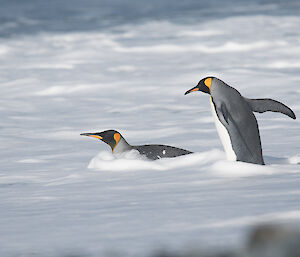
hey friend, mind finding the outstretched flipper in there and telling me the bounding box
[245,98,296,119]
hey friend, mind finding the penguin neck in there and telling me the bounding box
[112,137,133,154]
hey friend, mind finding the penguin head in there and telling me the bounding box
[185,77,214,95]
[80,129,122,152]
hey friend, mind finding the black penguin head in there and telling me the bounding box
[80,129,122,152]
[185,77,214,95]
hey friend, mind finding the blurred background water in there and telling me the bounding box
[1,0,300,37]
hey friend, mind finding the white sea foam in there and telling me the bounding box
[88,150,162,171]
[88,149,224,171]
[1,11,300,257]
[289,155,300,165]
[87,149,300,177]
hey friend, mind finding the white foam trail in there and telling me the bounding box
[88,150,163,171]
[88,150,300,175]
[88,149,224,171]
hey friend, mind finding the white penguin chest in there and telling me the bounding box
[210,97,237,161]
[113,138,131,154]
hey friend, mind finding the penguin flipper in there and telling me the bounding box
[245,98,296,119]
[211,99,230,124]
[214,101,262,164]
[221,103,229,124]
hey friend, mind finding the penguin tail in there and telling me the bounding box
[244,98,296,119]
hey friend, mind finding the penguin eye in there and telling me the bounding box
[204,78,212,89]
[114,133,121,144]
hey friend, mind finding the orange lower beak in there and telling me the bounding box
[185,87,199,95]
[80,133,103,140]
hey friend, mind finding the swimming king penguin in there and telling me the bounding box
[81,130,192,160]
[185,77,296,165]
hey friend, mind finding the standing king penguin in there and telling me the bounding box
[185,77,296,165]
[81,130,192,160]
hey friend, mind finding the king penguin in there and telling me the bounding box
[81,129,192,160]
[185,77,296,165]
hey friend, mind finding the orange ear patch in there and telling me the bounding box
[204,78,212,90]
[114,133,121,144]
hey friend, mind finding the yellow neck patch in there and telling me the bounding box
[204,78,212,91]
[112,133,121,152]
[114,133,121,144]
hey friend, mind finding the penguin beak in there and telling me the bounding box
[80,133,103,140]
[184,86,199,95]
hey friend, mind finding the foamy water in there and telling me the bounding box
[88,149,300,176]
[1,2,300,257]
